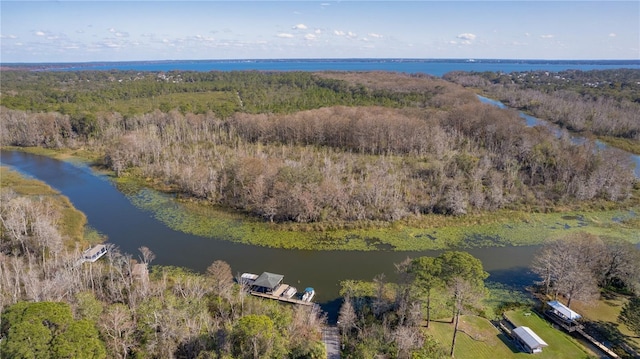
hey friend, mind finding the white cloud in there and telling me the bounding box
[347,31,357,38]
[457,33,476,41]
[334,30,345,36]
[609,33,617,37]
[277,33,294,38]
[305,33,316,41]
[35,31,46,36]
[368,33,383,39]
[540,34,555,39]
[292,24,307,30]
[1,34,18,39]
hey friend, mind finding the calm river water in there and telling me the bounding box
[1,150,540,318]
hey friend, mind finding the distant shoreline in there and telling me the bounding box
[2,58,639,71]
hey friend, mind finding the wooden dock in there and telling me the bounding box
[250,290,314,306]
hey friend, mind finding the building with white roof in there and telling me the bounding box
[512,326,548,354]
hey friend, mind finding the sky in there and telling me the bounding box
[1,1,639,63]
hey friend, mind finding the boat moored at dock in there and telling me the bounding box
[241,271,314,306]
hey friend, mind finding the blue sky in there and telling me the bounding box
[1,1,638,62]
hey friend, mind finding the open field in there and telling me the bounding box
[426,312,594,359]
[571,295,640,356]
[505,309,596,358]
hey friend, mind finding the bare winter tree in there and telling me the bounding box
[531,233,607,307]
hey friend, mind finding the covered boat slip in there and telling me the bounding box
[242,271,314,306]
[544,300,583,332]
[512,326,548,354]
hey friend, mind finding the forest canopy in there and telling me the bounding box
[1,70,637,223]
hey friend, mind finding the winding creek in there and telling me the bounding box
[1,149,539,319]
[1,97,638,319]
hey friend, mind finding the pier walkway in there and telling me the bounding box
[323,326,340,359]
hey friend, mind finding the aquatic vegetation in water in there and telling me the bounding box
[116,178,640,250]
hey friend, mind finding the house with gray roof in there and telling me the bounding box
[251,272,284,293]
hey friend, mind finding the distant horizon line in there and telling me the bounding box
[3,57,640,66]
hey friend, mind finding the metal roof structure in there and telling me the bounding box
[252,272,284,290]
[547,300,581,321]
[513,326,548,352]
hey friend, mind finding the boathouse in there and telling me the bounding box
[512,326,548,354]
[251,272,284,293]
[81,244,107,263]
[545,300,582,331]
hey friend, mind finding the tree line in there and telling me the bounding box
[2,71,637,224]
[2,103,636,224]
[531,233,640,307]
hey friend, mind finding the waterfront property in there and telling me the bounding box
[243,271,314,306]
[512,326,548,354]
[544,300,582,332]
[81,244,107,263]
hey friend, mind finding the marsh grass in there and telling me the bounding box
[115,179,640,250]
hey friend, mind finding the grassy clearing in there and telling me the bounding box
[504,309,596,358]
[1,166,89,247]
[571,294,640,354]
[426,313,593,359]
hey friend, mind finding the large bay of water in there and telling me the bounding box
[46,58,640,76]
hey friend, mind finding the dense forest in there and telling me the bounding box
[444,69,640,151]
[1,70,637,224]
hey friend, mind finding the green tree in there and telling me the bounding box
[619,297,640,337]
[232,314,284,359]
[437,251,488,358]
[409,256,443,328]
[0,301,106,359]
[51,319,107,359]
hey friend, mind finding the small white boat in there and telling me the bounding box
[302,287,315,302]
